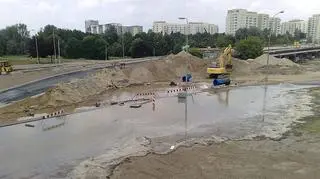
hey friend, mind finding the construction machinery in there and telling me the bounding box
[207,44,233,79]
[0,60,13,75]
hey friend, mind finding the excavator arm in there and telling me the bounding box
[207,44,233,79]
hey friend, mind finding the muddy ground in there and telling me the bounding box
[0,53,319,126]
[110,88,320,179]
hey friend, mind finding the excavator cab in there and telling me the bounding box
[207,44,233,79]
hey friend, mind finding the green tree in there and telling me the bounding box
[294,29,306,41]
[65,37,82,58]
[216,34,235,48]
[130,38,152,58]
[235,36,263,60]
[81,35,107,60]
[235,27,262,41]
[123,32,134,56]
[0,31,6,56]
[108,42,122,57]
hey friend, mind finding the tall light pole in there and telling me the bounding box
[267,11,284,69]
[178,17,190,80]
[263,10,284,122]
[178,17,189,50]
[53,28,57,64]
[121,26,125,59]
[31,29,40,64]
[58,39,61,64]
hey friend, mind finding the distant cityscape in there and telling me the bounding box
[85,9,320,43]
[225,9,320,43]
[85,20,143,36]
[152,21,219,35]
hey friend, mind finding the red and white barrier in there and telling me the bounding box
[42,109,64,119]
[136,92,156,96]
[167,86,196,93]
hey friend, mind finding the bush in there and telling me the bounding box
[235,36,263,60]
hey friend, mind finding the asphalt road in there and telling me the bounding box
[0,68,98,104]
[0,57,161,104]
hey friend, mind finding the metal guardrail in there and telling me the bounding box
[266,46,320,55]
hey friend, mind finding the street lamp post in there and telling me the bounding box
[267,11,284,68]
[178,17,189,49]
[53,29,57,64]
[31,29,40,64]
[121,26,125,59]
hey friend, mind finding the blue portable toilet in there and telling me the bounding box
[182,74,192,82]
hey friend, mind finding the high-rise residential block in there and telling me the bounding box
[226,9,281,36]
[280,19,308,35]
[85,20,99,33]
[85,20,143,36]
[269,17,281,35]
[308,14,320,43]
[152,21,218,35]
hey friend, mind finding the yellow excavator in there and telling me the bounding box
[0,60,13,75]
[207,44,233,79]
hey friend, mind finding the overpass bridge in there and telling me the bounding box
[264,45,320,61]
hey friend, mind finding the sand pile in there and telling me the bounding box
[39,69,131,107]
[231,58,261,76]
[253,54,302,75]
[36,52,209,107]
[125,51,210,82]
[254,54,300,67]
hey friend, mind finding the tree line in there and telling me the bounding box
[0,24,306,61]
[233,27,307,59]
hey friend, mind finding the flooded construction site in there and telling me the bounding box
[0,51,320,178]
[0,83,318,178]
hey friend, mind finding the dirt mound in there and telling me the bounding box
[254,54,300,67]
[231,58,261,76]
[126,51,209,83]
[36,52,209,107]
[38,69,132,107]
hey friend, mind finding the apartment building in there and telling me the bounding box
[308,14,320,43]
[85,20,99,33]
[225,9,250,35]
[226,9,281,35]
[152,21,218,35]
[85,20,143,36]
[257,14,269,30]
[269,17,281,35]
[280,19,308,35]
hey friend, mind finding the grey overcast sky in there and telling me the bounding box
[0,0,319,32]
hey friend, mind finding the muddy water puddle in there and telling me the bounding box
[0,84,317,178]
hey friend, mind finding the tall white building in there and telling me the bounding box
[308,14,320,43]
[85,20,99,33]
[226,9,252,35]
[85,20,143,36]
[226,9,281,35]
[280,19,308,35]
[269,17,281,35]
[152,21,218,35]
[257,14,270,30]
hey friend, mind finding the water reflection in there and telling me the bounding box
[262,85,268,122]
[207,89,230,107]
[40,116,67,132]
